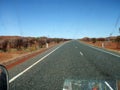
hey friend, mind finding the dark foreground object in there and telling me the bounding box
[0,65,9,90]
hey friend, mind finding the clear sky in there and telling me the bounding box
[0,0,120,39]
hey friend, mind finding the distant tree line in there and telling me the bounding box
[115,36,120,49]
[0,36,70,52]
[81,37,106,43]
[81,36,120,48]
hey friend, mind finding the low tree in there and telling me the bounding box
[0,40,8,52]
[16,38,23,50]
[97,38,105,41]
[91,38,96,43]
[81,37,90,41]
[22,38,29,49]
[115,36,120,49]
[38,38,46,48]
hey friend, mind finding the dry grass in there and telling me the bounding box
[83,41,120,53]
[0,42,61,66]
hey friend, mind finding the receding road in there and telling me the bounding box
[9,40,120,90]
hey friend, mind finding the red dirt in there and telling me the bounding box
[83,41,120,52]
[6,48,48,70]
[0,42,62,70]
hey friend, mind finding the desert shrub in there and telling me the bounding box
[91,38,96,43]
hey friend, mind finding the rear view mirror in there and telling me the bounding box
[0,65,9,90]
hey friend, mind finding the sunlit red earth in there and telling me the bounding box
[83,41,120,53]
[0,40,120,70]
[0,42,59,69]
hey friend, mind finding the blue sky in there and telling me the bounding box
[0,0,120,39]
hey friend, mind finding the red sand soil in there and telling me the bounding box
[83,41,120,53]
[0,42,62,70]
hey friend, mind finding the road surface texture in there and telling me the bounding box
[9,40,120,90]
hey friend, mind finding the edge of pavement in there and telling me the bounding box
[4,42,65,70]
[79,40,120,58]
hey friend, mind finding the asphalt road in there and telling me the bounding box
[8,40,120,90]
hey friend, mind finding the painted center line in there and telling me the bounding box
[9,43,65,83]
[80,41,120,58]
[80,51,83,56]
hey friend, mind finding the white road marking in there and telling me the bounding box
[80,51,83,56]
[9,44,64,83]
[105,81,114,90]
[81,42,120,58]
